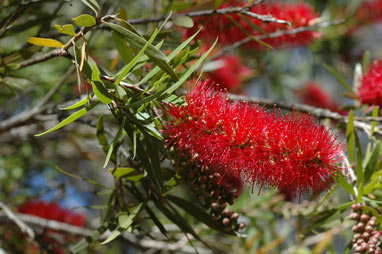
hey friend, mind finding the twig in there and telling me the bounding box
[99,74,145,92]
[0,211,213,254]
[0,66,74,134]
[17,15,116,69]
[228,93,382,138]
[211,19,345,60]
[0,201,34,239]
[127,5,291,26]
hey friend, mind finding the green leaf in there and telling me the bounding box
[100,230,121,245]
[337,175,355,195]
[54,165,111,189]
[364,141,381,183]
[355,131,364,188]
[35,103,97,136]
[96,115,110,153]
[173,16,194,28]
[27,37,63,48]
[106,22,178,80]
[145,206,168,237]
[107,22,167,61]
[346,111,355,163]
[114,28,160,86]
[153,199,204,243]
[60,97,91,110]
[119,203,144,229]
[54,24,75,36]
[137,28,201,86]
[167,195,236,235]
[70,226,106,253]
[364,175,380,195]
[80,0,100,15]
[109,167,144,181]
[112,31,135,64]
[145,138,164,191]
[103,119,125,168]
[324,63,353,92]
[371,106,379,135]
[72,14,96,27]
[128,38,217,108]
[362,50,371,73]
[91,65,113,104]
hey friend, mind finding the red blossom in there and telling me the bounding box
[206,55,251,92]
[358,61,382,107]
[163,80,342,198]
[296,82,344,114]
[355,0,382,25]
[184,1,320,48]
[18,200,85,227]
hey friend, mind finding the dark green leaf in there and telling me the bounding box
[80,0,99,15]
[107,23,167,62]
[112,31,135,64]
[167,195,236,235]
[103,119,125,168]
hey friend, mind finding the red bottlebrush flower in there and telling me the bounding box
[358,61,382,107]
[296,82,344,114]
[18,200,85,227]
[184,1,320,48]
[356,0,382,25]
[163,80,342,198]
[206,55,251,92]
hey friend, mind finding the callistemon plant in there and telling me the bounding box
[184,1,320,48]
[358,60,382,107]
[163,81,343,200]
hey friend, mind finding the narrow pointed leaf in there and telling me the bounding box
[35,103,97,136]
[60,97,91,110]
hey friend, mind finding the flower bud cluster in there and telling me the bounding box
[358,60,382,107]
[186,164,246,232]
[349,203,382,254]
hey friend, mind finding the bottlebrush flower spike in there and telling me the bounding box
[206,55,251,92]
[184,1,320,48]
[163,81,342,198]
[296,82,344,114]
[358,60,382,107]
[356,0,382,25]
[18,200,85,227]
